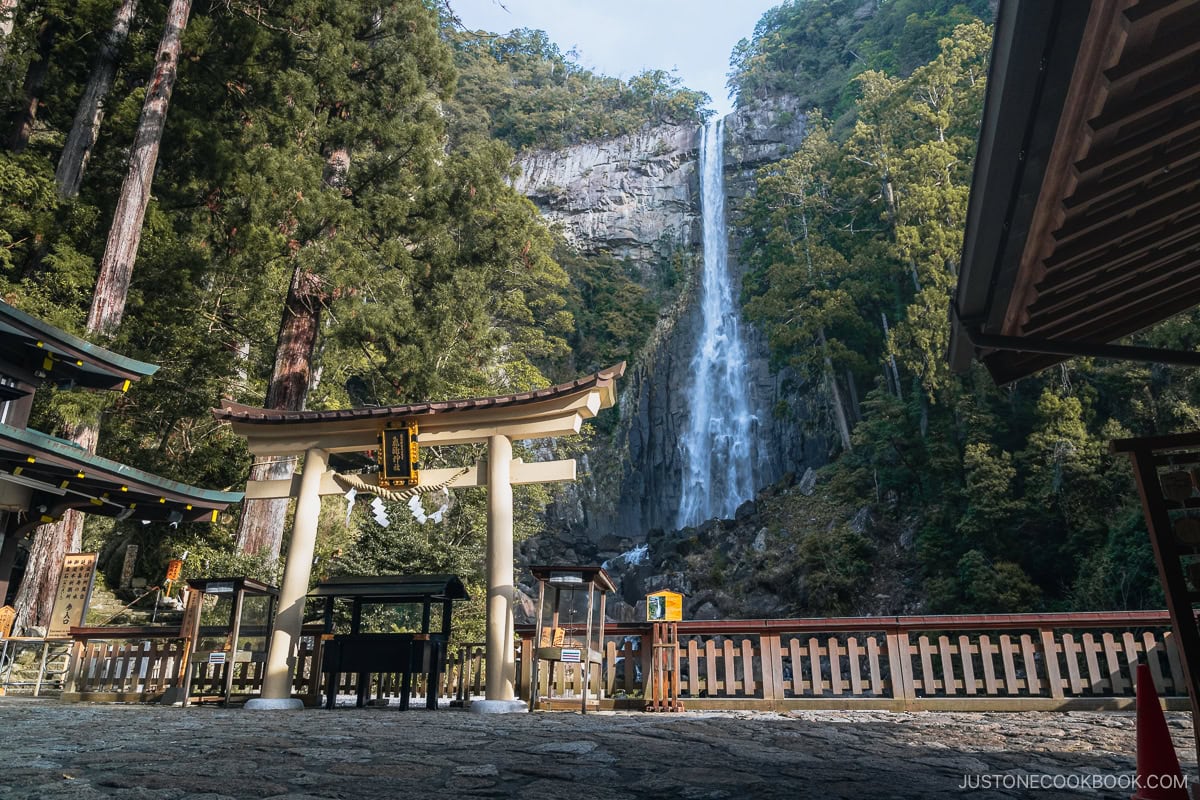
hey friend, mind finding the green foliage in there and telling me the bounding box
[796,525,874,614]
[556,246,659,376]
[446,28,711,151]
[729,0,993,118]
[0,0,605,607]
[740,17,1178,614]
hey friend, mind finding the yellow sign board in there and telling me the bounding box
[646,590,683,622]
[378,421,419,488]
[47,552,98,638]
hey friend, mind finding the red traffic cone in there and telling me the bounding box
[1132,663,1189,800]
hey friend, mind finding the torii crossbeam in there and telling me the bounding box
[212,364,625,712]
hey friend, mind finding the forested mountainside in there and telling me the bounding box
[0,0,1183,635]
[729,0,994,118]
[731,1,1185,617]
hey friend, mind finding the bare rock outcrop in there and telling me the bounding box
[513,124,699,266]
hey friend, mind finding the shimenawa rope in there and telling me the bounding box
[331,466,470,503]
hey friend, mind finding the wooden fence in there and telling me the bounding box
[60,626,324,704]
[58,627,488,706]
[31,610,1191,710]
[518,610,1191,711]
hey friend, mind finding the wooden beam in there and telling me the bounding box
[1066,127,1200,211]
[971,332,1200,367]
[1104,17,1200,90]
[417,413,585,446]
[1028,247,1197,319]
[241,411,586,456]
[1001,0,1128,336]
[244,459,578,499]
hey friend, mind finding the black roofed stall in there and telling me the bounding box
[310,574,468,710]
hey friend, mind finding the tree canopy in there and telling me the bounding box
[738,17,1175,614]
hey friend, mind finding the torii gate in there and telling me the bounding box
[213,363,624,712]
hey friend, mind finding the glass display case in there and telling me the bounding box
[529,565,614,712]
[180,577,278,705]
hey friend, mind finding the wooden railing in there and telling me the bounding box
[0,637,72,696]
[50,611,1189,711]
[61,626,325,704]
[517,611,1191,711]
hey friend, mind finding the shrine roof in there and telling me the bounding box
[0,422,242,523]
[309,574,469,602]
[212,364,626,454]
[950,0,1200,383]
[0,300,157,390]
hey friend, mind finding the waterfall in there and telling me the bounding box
[676,119,759,529]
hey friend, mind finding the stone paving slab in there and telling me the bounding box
[0,698,1195,799]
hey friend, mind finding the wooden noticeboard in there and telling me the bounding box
[47,553,97,638]
[646,590,683,622]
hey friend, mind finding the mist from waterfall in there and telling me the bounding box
[676,119,759,529]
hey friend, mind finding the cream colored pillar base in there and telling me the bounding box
[470,699,527,714]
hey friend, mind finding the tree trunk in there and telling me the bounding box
[881,174,921,293]
[234,266,324,557]
[7,16,56,153]
[796,201,853,451]
[55,0,139,199]
[234,145,346,559]
[87,0,191,335]
[11,0,187,632]
[819,329,853,452]
[880,311,903,401]
[844,368,860,422]
[11,422,97,633]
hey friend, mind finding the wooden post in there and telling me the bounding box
[885,628,914,711]
[63,638,85,695]
[582,577,594,714]
[222,585,245,705]
[1123,444,1200,766]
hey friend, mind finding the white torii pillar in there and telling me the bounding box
[246,446,327,710]
[228,363,623,713]
[473,434,526,713]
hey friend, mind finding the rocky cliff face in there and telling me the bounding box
[514,97,827,611]
[512,124,699,270]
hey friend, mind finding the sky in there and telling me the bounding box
[448,0,783,117]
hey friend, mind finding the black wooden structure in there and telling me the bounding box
[310,574,468,710]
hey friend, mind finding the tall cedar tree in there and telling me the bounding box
[227,1,571,557]
[12,0,190,633]
[55,0,138,199]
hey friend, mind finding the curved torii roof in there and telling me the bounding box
[213,363,626,456]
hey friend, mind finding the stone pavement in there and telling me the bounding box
[0,698,1195,799]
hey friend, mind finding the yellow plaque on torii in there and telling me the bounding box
[378,420,419,488]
